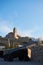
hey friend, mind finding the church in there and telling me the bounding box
[0,27,31,48]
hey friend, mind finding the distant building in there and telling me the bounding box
[0,27,32,48]
[6,27,20,39]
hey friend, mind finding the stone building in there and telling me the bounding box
[0,27,32,48]
[6,27,20,39]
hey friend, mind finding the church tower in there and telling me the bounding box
[13,27,17,38]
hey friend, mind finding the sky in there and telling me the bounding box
[0,0,43,38]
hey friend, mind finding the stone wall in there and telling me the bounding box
[31,45,43,62]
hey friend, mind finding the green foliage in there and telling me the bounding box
[5,44,19,49]
[5,45,10,49]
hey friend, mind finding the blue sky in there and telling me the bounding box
[0,0,43,38]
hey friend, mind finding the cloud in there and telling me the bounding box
[0,18,13,36]
[0,14,43,38]
[0,20,42,38]
[17,26,41,38]
[0,18,41,38]
[0,25,11,33]
[17,29,33,37]
[0,11,18,37]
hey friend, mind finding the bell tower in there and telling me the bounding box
[13,27,17,38]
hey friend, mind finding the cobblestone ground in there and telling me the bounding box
[0,58,43,65]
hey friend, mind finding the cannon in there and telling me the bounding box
[3,47,31,61]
